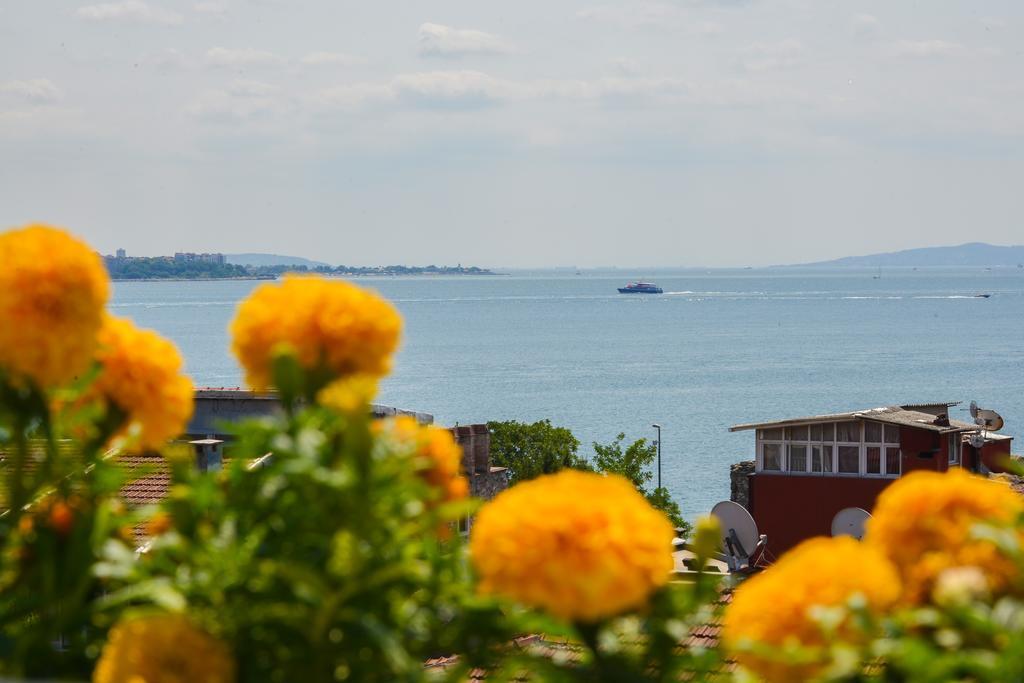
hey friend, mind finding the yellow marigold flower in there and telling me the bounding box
[93,613,235,683]
[0,224,109,388]
[865,469,1024,604]
[93,315,194,450]
[469,470,674,622]
[230,276,402,391]
[375,416,469,503]
[723,536,900,683]
[316,374,379,414]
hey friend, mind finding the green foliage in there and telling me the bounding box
[487,419,591,485]
[592,433,656,490]
[646,487,688,533]
[591,433,690,535]
[104,256,250,280]
[0,370,137,679]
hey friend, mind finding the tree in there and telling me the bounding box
[591,433,690,535]
[487,420,591,486]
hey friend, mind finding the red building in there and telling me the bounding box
[731,402,1014,555]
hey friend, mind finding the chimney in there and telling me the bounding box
[191,438,224,472]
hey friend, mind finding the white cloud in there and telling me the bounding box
[77,1,182,25]
[0,79,62,104]
[226,79,277,97]
[307,70,691,112]
[740,40,804,72]
[851,14,879,38]
[393,70,507,105]
[194,1,228,14]
[417,23,510,57]
[891,40,966,58]
[205,47,285,68]
[300,51,366,67]
[187,85,285,121]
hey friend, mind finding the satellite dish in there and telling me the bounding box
[970,401,1004,431]
[977,409,1004,432]
[710,501,764,571]
[831,507,871,540]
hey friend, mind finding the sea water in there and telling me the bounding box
[110,268,1024,520]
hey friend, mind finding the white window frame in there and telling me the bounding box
[948,434,961,466]
[756,421,901,478]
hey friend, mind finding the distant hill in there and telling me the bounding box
[794,243,1024,268]
[226,253,330,268]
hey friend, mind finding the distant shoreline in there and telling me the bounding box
[112,272,503,282]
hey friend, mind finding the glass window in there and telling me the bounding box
[762,428,783,441]
[822,444,833,472]
[948,435,960,464]
[789,425,809,441]
[788,445,807,472]
[866,446,881,474]
[811,445,829,472]
[886,447,901,475]
[838,445,859,473]
[836,422,860,443]
[865,422,882,443]
[884,425,899,443]
[822,423,835,441]
[763,443,782,471]
[810,423,823,441]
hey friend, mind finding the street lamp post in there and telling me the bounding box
[651,423,662,490]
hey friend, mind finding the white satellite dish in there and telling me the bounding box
[970,401,1005,431]
[710,501,764,571]
[831,507,871,540]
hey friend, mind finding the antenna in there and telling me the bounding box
[710,501,766,572]
[831,507,871,540]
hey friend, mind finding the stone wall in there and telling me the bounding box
[730,460,755,511]
[450,425,509,501]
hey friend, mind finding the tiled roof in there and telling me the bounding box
[730,404,977,434]
[422,592,736,679]
[116,455,173,507]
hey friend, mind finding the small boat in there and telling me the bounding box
[618,281,663,294]
[975,293,992,298]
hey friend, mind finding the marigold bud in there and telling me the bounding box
[691,515,721,564]
[48,500,74,536]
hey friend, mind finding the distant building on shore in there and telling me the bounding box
[174,252,226,265]
[115,248,126,259]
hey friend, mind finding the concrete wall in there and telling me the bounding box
[186,389,434,438]
[186,389,509,501]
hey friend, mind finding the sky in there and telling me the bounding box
[1,1,1022,268]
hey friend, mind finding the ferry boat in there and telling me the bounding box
[618,281,663,294]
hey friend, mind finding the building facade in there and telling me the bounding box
[731,402,1014,554]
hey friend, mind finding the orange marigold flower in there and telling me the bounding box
[93,315,194,450]
[723,536,900,683]
[145,511,174,538]
[866,469,1024,604]
[229,276,402,391]
[469,470,674,622]
[0,224,109,388]
[375,416,469,503]
[93,614,235,683]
